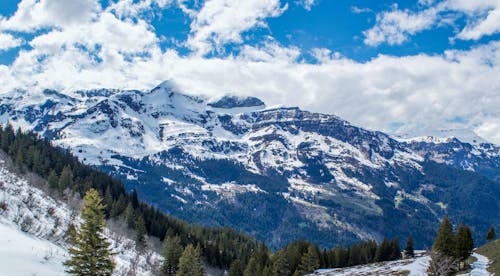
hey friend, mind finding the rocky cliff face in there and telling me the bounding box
[1,81,498,248]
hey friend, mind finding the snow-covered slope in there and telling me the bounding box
[0,82,498,248]
[0,155,162,275]
[314,253,431,276]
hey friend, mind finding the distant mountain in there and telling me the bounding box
[1,81,498,249]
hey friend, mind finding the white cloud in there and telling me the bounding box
[0,0,100,32]
[187,0,288,55]
[0,0,499,144]
[363,6,438,46]
[298,0,316,11]
[364,0,500,46]
[0,33,22,51]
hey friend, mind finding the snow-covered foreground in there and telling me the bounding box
[0,157,162,275]
[314,253,430,276]
[0,218,67,276]
[468,253,491,276]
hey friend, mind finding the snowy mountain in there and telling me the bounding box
[0,152,163,275]
[0,81,499,249]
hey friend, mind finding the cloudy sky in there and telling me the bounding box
[0,0,499,143]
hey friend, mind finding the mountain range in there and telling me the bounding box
[0,81,498,249]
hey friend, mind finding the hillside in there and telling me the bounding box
[0,152,162,275]
[476,239,500,274]
[0,82,499,248]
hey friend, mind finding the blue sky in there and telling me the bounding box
[0,0,499,143]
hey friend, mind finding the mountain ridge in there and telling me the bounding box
[0,82,498,249]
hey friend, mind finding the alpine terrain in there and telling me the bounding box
[0,81,499,249]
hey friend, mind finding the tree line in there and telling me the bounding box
[0,125,257,269]
[4,125,496,275]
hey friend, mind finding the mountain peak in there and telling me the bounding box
[208,95,265,109]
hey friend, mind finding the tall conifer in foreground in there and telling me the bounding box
[64,189,114,275]
[433,216,455,257]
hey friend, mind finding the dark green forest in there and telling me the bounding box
[0,125,426,274]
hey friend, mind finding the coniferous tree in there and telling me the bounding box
[464,226,474,261]
[162,235,183,276]
[243,255,262,276]
[47,170,59,190]
[404,235,414,258]
[65,223,77,244]
[64,189,114,275]
[295,246,320,275]
[486,226,496,241]
[389,238,402,261]
[177,244,204,276]
[375,237,391,262]
[228,259,244,276]
[58,165,73,192]
[433,216,455,257]
[135,215,147,250]
[271,251,291,276]
[124,202,135,228]
[454,224,468,263]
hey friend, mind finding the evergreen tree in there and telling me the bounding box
[243,255,262,276]
[135,215,147,250]
[124,202,135,228]
[271,251,291,276]
[404,235,414,258]
[375,237,391,262]
[486,226,496,241]
[64,189,114,275]
[47,170,59,190]
[162,235,183,276]
[464,226,474,260]
[58,165,73,192]
[229,259,244,276]
[295,246,320,275]
[433,216,455,257]
[65,223,77,244]
[389,238,402,261]
[177,244,204,276]
[454,224,468,261]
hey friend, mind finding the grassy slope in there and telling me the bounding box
[476,239,500,274]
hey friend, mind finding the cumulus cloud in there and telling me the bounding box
[364,0,500,46]
[0,0,100,32]
[187,0,288,55]
[0,0,499,144]
[363,5,439,46]
[0,33,22,51]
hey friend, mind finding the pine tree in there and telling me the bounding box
[389,238,402,261]
[464,226,474,261]
[65,223,77,244]
[271,251,291,276]
[47,170,59,190]
[177,244,204,276]
[404,235,414,258]
[375,237,391,262]
[58,165,73,192]
[124,202,135,228]
[64,189,114,275]
[243,255,262,276]
[454,224,467,261]
[229,259,244,276]
[486,226,496,241]
[135,215,147,250]
[162,235,183,276]
[295,246,320,275]
[433,216,455,257]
